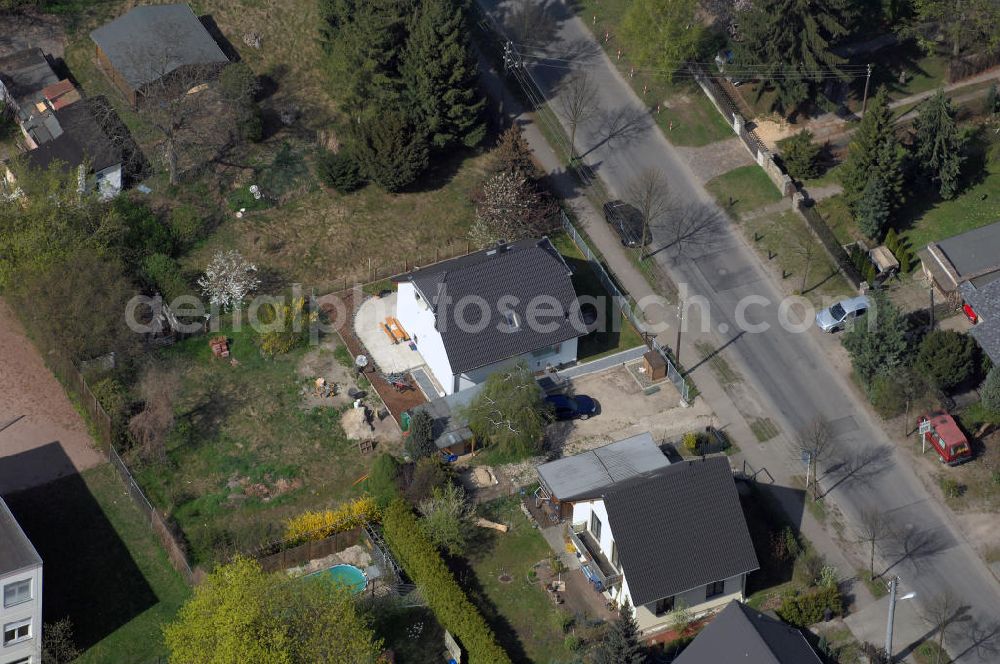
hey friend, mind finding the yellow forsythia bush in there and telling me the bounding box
[284,496,381,545]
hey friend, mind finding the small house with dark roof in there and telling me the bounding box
[90,3,229,107]
[919,221,1000,295]
[0,496,43,664]
[563,456,759,635]
[393,237,585,395]
[675,600,822,664]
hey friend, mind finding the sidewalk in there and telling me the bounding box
[478,54,875,608]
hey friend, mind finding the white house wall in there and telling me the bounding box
[1,564,43,664]
[632,573,746,635]
[95,163,122,199]
[395,282,456,394]
[455,336,578,393]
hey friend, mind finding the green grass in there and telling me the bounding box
[706,165,784,219]
[740,209,854,305]
[4,465,190,662]
[750,417,780,443]
[550,232,646,361]
[574,0,734,147]
[134,322,372,565]
[469,496,575,664]
[913,639,950,664]
[695,340,742,386]
[813,194,858,246]
[857,570,888,599]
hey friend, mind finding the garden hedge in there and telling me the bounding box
[776,585,843,627]
[382,499,512,664]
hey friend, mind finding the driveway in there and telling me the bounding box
[0,299,102,494]
[476,2,1000,660]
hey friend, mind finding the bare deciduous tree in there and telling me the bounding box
[855,508,892,581]
[625,168,670,258]
[128,364,182,462]
[922,591,964,662]
[659,199,725,260]
[799,418,835,500]
[556,72,600,160]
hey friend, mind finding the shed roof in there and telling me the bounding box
[25,101,121,173]
[924,221,1000,291]
[961,279,1000,364]
[0,496,42,576]
[675,601,822,664]
[411,382,485,450]
[90,4,228,89]
[396,237,583,374]
[0,48,59,104]
[603,457,759,607]
[536,432,670,501]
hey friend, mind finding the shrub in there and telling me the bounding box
[256,297,316,358]
[168,204,207,248]
[939,477,963,498]
[418,483,474,556]
[405,409,436,460]
[870,373,907,418]
[142,253,189,302]
[776,585,843,627]
[917,330,977,392]
[777,130,822,180]
[682,431,700,454]
[368,453,403,507]
[883,228,899,254]
[317,150,365,193]
[404,457,449,505]
[981,367,1000,414]
[564,634,582,651]
[382,500,512,664]
[283,496,380,545]
[111,197,174,274]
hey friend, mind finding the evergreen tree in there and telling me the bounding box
[840,87,905,212]
[778,129,823,180]
[401,0,486,149]
[981,367,1000,414]
[405,409,437,460]
[594,602,646,664]
[489,124,539,178]
[735,0,851,114]
[856,174,891,240]
[913,91,966,200]
[351,109,429,192]
[842,291,911,392]
[323,0,414,114]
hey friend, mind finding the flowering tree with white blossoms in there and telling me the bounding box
[198,250,260,311]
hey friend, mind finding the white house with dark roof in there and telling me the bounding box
[0,496,42,664]
[675,600,822,664]
[393,237,584,395]
[557,456,759,635]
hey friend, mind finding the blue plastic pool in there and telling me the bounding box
[325,563,368,594]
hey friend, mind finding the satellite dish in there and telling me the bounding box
[355,354,368,369]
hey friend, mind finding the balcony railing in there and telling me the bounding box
[569,523,622,589]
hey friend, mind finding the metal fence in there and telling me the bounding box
[559,210,691,403]
[47,353,198,585]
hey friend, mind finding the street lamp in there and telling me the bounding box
[885,576,917,662]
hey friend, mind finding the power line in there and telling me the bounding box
[516,57,870,81]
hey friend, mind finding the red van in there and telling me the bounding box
[917,412,972,465]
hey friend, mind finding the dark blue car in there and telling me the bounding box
[545,394,597,420]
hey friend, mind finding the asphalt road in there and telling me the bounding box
[478,1,1000,660]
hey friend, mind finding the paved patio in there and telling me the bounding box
[353,292,426,375]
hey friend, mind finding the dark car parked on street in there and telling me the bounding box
[546,394,598,420]
[602,200,650,247]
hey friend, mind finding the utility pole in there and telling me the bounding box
[862,63,873,114]
[885,576,916,662]
[929,287,935,331]
[675,296,684,367]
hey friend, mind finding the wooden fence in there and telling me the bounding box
[254,527,364,573]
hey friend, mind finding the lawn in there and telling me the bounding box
[846,41,949,111]
[550,232,646,361]
[4,465,190,662]
[706,165,783,220]
[574,0,734,147]
[134,323,374,566]
[465,496,576,664]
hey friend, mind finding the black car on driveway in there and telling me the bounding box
[602,200,650,247]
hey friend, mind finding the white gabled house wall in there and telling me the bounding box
[396,281,455,393]
[571,497,746,635]
[396,282,578,395]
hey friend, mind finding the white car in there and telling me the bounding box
[815,295,871,332]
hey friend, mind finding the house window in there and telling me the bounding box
[8,657,31,664]
[531,343,561,359]
[3,618,31,646]
[589,512,602,540]
[705,580,726,599]
[611,541,620,571]
[3,579,31,608]
[654,596,675,616]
